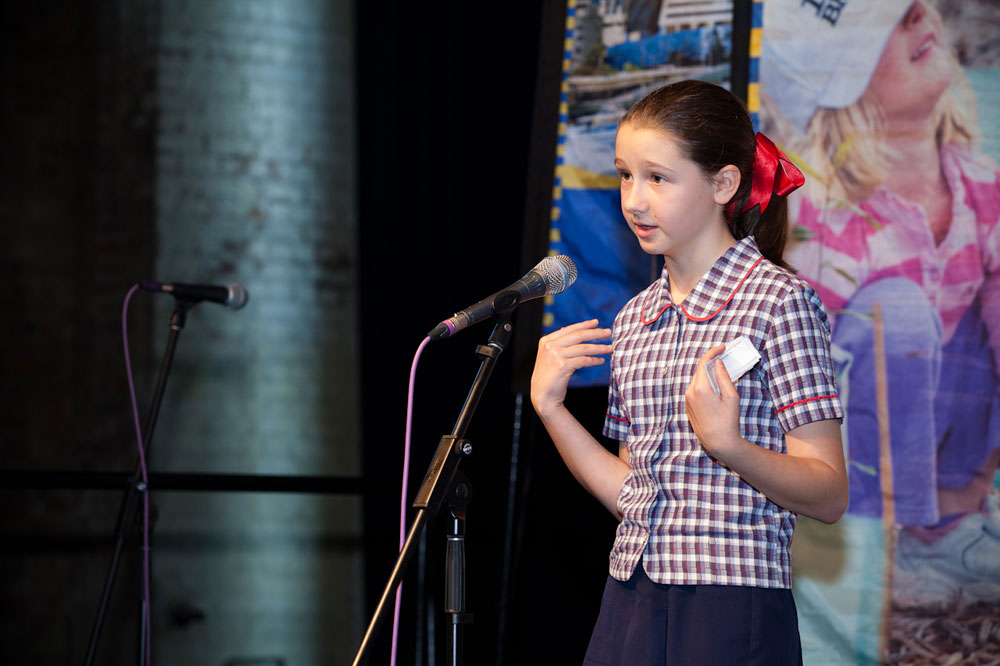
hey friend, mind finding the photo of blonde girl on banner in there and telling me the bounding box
[761,0,1000,663]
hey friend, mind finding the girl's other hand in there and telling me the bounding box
[530,319,612,420]
[685,344,743,461]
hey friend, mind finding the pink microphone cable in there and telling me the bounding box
[122,284,152,666]
[391,335,431,666]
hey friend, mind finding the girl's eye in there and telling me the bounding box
[651,174,666,184]
[619,171,632,182]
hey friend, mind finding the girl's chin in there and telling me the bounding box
[634,236,668,256]
[875,79,948,124]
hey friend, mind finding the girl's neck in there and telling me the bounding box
[882,121,940,190]
[881,120,952,245]
[664,224,737,304]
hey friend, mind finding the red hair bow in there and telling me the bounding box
[740,133,805,215]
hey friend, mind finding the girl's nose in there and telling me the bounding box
[623,185,647,214]
[902,1,926,28]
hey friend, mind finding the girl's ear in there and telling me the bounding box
[713,165,742,205]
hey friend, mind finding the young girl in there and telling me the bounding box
[530,80,848,664]
[764,0,1000,608]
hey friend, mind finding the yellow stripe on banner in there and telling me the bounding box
[550,207,561,222]
[747,82,760,114]
[564,37,573,51]
[550,227,561,242]
[557,164,620,190]
[567,16,575,30]
[750,26,761,57]
[543,312,554,327]
[556,144,566,157]
[560,101,569,116]
[553,185,562,200]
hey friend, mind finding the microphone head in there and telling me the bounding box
[535,255,578,295]
[226,283,249,310]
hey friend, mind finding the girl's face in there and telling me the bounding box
[614,123,729,259]
[866,0,951,123]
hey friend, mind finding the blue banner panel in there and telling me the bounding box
[546,187,659,386]
[545,0,732,387]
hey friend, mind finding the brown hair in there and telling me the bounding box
[620,80,792,270]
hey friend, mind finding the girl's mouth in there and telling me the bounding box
[911,34,936,62]
[633,222,657,237]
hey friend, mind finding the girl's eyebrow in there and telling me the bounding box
[642,160,675,173]
[614,158,676,174]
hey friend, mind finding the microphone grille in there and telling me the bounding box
[227,283,249,310]
[536,255,578,295]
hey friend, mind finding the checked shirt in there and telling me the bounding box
[603,236,843,589]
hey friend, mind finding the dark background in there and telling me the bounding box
[356,1,620,663]
[0,1,746,663]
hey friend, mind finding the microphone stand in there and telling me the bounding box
[352,311,514,666]
[444,471,471,666]
[84,299,194,666]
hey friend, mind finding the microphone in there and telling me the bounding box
[428,255,577,340]
[140,281,249,310]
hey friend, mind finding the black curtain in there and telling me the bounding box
[355,2,753,663]
[356,2,616,664]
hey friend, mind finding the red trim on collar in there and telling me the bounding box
[640,301,671,325]
[679,256,764,322]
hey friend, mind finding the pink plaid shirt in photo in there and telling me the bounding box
[787,143,1000,368]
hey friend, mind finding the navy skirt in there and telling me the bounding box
[583,565,803,666]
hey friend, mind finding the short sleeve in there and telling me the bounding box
[603,344,631,440]
[764,285,844,432]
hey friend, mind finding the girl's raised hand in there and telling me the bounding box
[530,319,612,420]
[685,344,743,461]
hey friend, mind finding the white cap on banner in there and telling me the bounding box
[761,0,915,132]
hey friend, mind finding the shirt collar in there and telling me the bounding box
[641,237,765,325]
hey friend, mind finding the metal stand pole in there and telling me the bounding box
[352,314,513,666]
[84,301,192,666]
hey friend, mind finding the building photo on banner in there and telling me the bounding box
[544,0,734,387]
[545,0,999,663]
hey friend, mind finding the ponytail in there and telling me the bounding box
[730,197,791,272]
[727,133,804,272]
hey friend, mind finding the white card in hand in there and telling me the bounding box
[706,336,761,396]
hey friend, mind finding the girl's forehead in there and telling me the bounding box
[616,124,682,152]
[618,120,668,137]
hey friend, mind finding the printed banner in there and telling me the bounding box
[545,0,734,386]
[760,0,1000,663]
[545,0,1000,663]
[544,1,1000,662]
